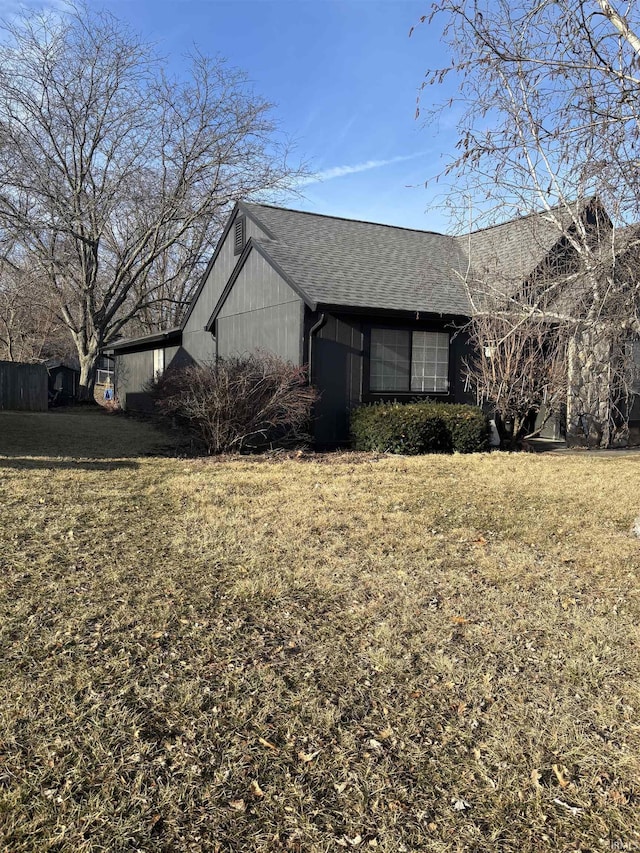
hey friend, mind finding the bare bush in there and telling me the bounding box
[151,354,318,454]
[466,313,569,448]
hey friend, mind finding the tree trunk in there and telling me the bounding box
[72,334,101,401]
[566,329,615,447]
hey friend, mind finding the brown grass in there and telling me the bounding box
[1,411,639,851]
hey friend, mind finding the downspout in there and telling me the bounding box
[307,312,326,385]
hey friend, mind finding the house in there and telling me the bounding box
[108,199,630,446]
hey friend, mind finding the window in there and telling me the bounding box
[153,348,165,379]
[96,355,114,386]
[234,216,245,255]
[370,328,449,393]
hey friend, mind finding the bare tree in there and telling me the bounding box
[465,313,569,448]
[0,245,69,363]
[0,3,302,396]
[419,0,640,445]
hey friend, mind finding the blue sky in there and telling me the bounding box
[5,0,463,232]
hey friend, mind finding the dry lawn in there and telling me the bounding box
[1,410,639,852]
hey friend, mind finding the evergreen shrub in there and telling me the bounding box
[350,401,488,454]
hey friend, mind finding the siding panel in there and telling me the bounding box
[115,350,153,410]
[181,211,267,362]
[216,250,302,365]
[313,314,364,446]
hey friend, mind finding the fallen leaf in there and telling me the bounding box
[451,616,469,625]
[345,836,362,847]
[376,727,393,740]
[552,764,570,788]
[452,798,471,811]
[249,780,264,798]
[368,738,383,750]
[258,736,277,751]
[531,768,543,791]
[474,536,488,545]
[334,781,348,793]
[229,799,246,812]
[298,749,320,763]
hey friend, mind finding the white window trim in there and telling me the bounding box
[153,348,165,379]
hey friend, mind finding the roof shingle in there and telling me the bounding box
[239,199,599,316]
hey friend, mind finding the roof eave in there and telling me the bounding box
[314,302,472,320]
[106,327,182,352]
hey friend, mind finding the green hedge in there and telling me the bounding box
[350,401,489,454]
[425,402,491,454]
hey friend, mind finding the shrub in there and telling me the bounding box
[350,402,450,454]
[350,401,488,454]
[424,402,490,453]
[150,354,318,454]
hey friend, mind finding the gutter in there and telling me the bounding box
[307,312,326,385]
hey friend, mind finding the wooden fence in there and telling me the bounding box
[0,360,48,412]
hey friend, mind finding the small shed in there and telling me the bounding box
[45,357,80,405]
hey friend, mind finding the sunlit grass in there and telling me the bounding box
[1,411,639,851]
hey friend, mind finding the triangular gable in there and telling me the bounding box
[204,238,316,332]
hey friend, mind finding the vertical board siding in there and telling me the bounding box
[313,315,364,445]
[113,345,195,410]
[0,361,48,411]
[217,251,302,365]
[449,327,476,404]
[114,350,153,411]
[181,212,267,363]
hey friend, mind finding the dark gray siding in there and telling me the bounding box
[114,350,152,410]
[182,213,266,363]
[114,344,182,411]
[309,312,475,446]
[312,314,364,446]
[217,249,303,364]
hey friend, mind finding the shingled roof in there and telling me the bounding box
[241,203,472,315]
[457,198,597,287]
[240,199,598,316]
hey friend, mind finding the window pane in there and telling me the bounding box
[411,331,449,393]
[370,328,410,391]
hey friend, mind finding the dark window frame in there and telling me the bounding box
[363,322,453,401]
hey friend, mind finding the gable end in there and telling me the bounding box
[234,216,246,255]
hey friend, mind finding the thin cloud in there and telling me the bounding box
[297,152,426,187]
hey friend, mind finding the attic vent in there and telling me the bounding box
[234,216,245,255]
